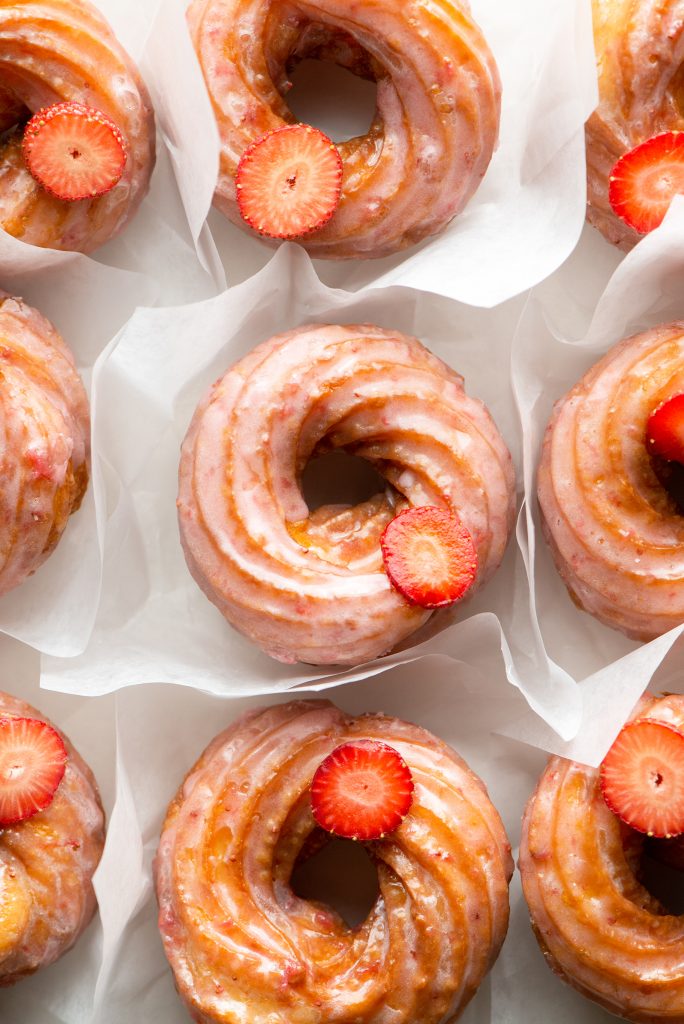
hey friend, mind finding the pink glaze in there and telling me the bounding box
[586,0,684,249]
[177,323,515,666]
[537,321,684,640]
[155,699,513,1024]
[187,0,501,259]
[520,693,684,1023]
[0,690,104,986]
[0,292,90,596]
[0,0,155,253]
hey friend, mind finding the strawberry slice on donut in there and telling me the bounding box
[236,124,342,239]
[609,131,684,234]
[22,102,127,202]
[0,716,67,827]
[600,718,684,838]
[380,506,478,608]
[311,740,414,841]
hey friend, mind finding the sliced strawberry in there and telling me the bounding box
[380,506,478,609]
[0,717,67,827]
[236,124,342,239]
[609,131,684,234]
[311,740,414,841]
[600,718,684,838]
[22,102,127,202]
[647,394,684,463]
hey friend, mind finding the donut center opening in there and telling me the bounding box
[296,451,402,567]
[639,837,684,915]
[291,832,380,928]
[649,453,684,516]
[302,450,388,511]
[671,65,684,119]
[287,59,377,143]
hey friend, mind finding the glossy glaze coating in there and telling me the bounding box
[0,690,105,986]
[586,0,684,249]
[520,693,684,1023]
[156,699,513,1024]
[177,323,515,666]
[537,322,684,640]
[187,0,501,258]
[0,293,89,596]
[0,0,155,252]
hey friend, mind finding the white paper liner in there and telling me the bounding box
[143,0,597,307]
[0,0,224,656]
[42,243,559,710]
[511,198,684,765]
[0,634,116,1024]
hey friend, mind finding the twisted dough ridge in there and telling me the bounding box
[0,690,105,986]
[0,0,155,252]
[156,699,513,1024]
[177,323,515,666]
[586,0,684,249]
[0,292,89,597]
[537,322,684,641]
[187,0,501,259]
[520,693,684,1024]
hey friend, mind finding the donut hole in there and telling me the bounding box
[286,59,377,143]
[290,833,379,928]
[0,95,31,142]
[302,450,389,511]
[650,453,684,517]
[639,838,684,915]
[671,64,684,118]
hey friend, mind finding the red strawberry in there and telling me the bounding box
[22,102,127,202]
[0,717,67,827]
[236,124,342,239]
[609,131,684,234]
[311,740,414,841]
[600,718,684,838]
[647,394,684,463]
[380,506,478,608]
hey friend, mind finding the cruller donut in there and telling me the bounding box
[0,292,90,597]
[537,321,684,641]
[155,699,513,1024]
[0,690,105,986]
[187,0,501,258]
[586,0,684,248]
[519,692,684,1023]
[0,0,155,253]
[177,323,515,666]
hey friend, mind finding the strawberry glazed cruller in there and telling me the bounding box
[0,690,105,986]
[0,292,90,597]
[0,0,155,252]
[519,692,684,1023]
[586,0,684,248]
[177,323,515,666]
[187,0,501,258]
[537,321,684,641]
[155,699,513,1024]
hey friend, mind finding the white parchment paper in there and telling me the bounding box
[144,0,597,307]
[511,199,684,765]
[41,244,554,715]
[0,0,221,656]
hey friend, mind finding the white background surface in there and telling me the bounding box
[3,0,684,1021]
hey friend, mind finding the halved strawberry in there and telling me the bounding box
[236,124,342,239]
[0,717,67,827]
[22,102,127,202]
[600,718,684,838]
[311,740,414,841]
[380,506,478,608]
[647,394,684,463]
[609,131,684,234]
